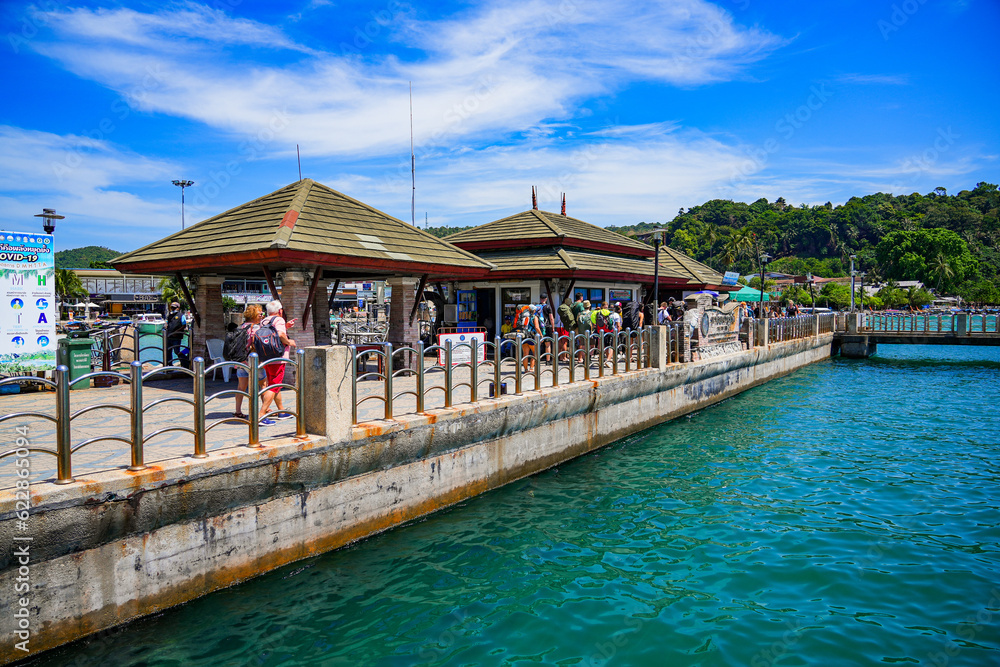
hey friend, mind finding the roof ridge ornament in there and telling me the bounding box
[531,186,537,210]
[561,193,566,216]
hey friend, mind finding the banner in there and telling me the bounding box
[0,232,56,374]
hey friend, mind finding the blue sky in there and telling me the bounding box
[1,0,998,253]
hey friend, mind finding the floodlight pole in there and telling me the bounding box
[172,180,194,230]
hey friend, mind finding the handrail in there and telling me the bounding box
[0,349,306,487]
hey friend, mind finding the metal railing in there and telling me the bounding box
[817,312,835,334]
[861,312,999,334]
[350,327,662,423]
[0,351,305,485]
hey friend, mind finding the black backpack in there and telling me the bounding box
[621,305,635,330]
[223,324,251,362]
[252,318,285,361]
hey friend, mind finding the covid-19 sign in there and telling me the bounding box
[0,232,56,375]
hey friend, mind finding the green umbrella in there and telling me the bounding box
[728,285,769,302]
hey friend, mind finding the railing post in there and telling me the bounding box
[470,338,478,403]
[514,334,523,394]
[551,335,559,386]
[584,332,591,380]
[534,334,541,390]
[248,353,261,447]
[54,365,73,484]
[132,325,141,365]
[597,331,605,377]
[445,340,453,407]
[295,349,306,437]
[493,336,502,398]
[192,357,207,458]
[350,346,358,424]
[128,360,146,470]
[161,326,168,367]
[568,335,576,384]
[417,341,425,412]
[385,342,394,419]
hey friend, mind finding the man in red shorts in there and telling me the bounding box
[259,300,297,426]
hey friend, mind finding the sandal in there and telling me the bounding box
[233,411,247,419]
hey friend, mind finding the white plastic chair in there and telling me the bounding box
[205,338,230,382]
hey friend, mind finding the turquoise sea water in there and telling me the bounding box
[29,345,1000,666]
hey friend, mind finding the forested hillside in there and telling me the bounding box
[55,245,122,269]
[607,183,999,303]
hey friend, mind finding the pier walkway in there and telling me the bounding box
[833,312,999,357]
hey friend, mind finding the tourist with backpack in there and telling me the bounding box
[257,300,297,426]
[591,301,614,362]
[557,296,575,363]
[231,304,263,419]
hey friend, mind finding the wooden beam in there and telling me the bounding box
[327,279,341,311]
[262,266,279,304]
[543,279,556,326]
[301,266,323,327]
[409,274,429,326]
[562,279,576,303]
[175,273,200,327]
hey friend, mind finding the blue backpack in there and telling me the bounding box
[252,317,284,360]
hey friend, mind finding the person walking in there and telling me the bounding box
[557,296,575,363]
[258,300,297,426]
[577,300,593,363]
[233,304,264,419]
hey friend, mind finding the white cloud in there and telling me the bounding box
[836,73,910,86]
[28,0,785,158]
[0,126,180,250]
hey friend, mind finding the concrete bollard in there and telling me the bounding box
[649,325,668,369]
[303,346,354,444]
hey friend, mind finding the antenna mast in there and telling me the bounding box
[296,144,302,181]
[409,82,416,226]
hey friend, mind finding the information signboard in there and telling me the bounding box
[722,271,740,286]
[0,232,56,374]
[437,330,487,365]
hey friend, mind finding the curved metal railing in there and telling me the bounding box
[0,350,305,485]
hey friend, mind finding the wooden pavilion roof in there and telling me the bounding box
[445,209,654,257]
[112,179,492,280]
[656,244,726,288]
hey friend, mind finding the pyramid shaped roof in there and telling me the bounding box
[113,179,492,279]
[657,244,725,287]
[445,209,654,257]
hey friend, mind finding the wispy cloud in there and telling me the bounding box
[836,73,910,85]
[0,126,179,249]
[27,0,786,159]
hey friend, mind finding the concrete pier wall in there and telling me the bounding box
[0,334,833,662]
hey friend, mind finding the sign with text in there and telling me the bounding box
[0,232,56,374]
[722,271,740,286]
[437,331,487,365]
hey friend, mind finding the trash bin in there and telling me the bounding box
[58,335,93,390]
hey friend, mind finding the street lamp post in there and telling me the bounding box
[849,254,857,312]
[644,228,669,321]
[34,208,64,234]
[806,272,815,310]
[857,272,866,313]
[758,250,771,318]
[172,180,194,230]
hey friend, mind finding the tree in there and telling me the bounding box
[55,268,86,301]
[906,286,934,309]
[158,277,190,309]
[875,228,976,293]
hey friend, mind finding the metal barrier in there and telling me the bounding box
[861,312,999,334]
[0,350,305,484]
[350,327,665,423]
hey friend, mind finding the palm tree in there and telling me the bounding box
[158,276,190,308]
[930,253,955,292]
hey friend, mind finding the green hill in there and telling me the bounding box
[607,183,1000,303]
[55,246,123,269]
